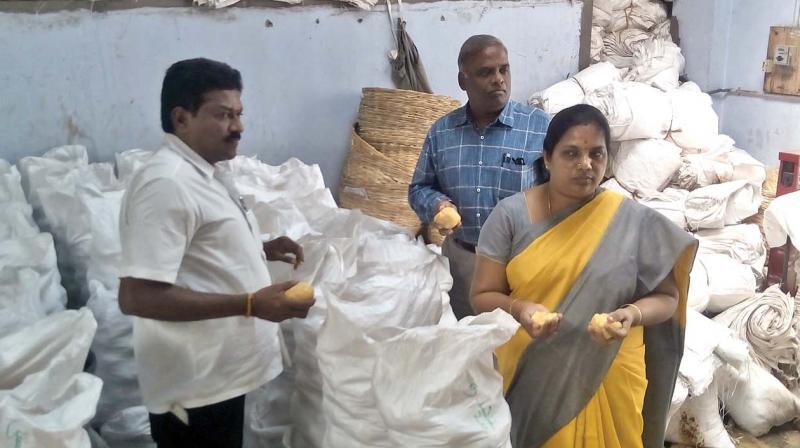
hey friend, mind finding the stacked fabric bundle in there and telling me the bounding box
[665,310,748,448]
[667,306,800,445]
[0,159,66,338]
[17,146,118,309]
[591,0,681,90]
[0,157,102,446]
[17,147,154,447]
[714,285,800,386]
[674,281,800,443]
[0,309,102,448]
[528,61,622,115]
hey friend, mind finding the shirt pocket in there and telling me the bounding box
[498,155,534,199]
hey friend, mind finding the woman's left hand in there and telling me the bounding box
[587,307,636,345]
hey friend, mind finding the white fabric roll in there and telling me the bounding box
[714,285,800,385]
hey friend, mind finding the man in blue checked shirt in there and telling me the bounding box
[408,35,550,319]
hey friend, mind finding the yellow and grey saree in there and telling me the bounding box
[477,189,697,448]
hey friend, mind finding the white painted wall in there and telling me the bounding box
[674,0,800,165]
[715,0,800,164]
[673,0,732,91]
[0,1,582,188]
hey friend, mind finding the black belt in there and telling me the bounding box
[453,239,476,253]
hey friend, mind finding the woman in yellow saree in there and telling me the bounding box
[470,104,697,448]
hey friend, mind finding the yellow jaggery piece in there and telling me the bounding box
[531,311,559,326]
[590,313,623,339]
[285,282,315,302]
[433,207,461,230]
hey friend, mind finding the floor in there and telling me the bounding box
[732,424,800,448]
[668,423,800,447]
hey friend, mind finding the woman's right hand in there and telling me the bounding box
[515,301,562,339]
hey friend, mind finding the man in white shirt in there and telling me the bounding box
[118,58,314,448]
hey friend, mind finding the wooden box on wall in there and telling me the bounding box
[764,26,800,96]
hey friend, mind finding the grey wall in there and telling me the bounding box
[674,0,800,165]
[0,1,582,188]
[673,0,732,91]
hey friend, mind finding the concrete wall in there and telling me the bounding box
[674,0,800,165]
[672,0,732,91]
[716,0,800,164]
[0,1,582,188]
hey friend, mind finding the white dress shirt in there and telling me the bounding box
[119,134,282,416]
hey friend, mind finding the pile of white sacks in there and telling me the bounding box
[8,146,153,448]
[5,146,520,447]
[219,155,519,448]
[591,0,681,90]
[0,160,66,336]
[530,4,800,442]
[0,158,102,446]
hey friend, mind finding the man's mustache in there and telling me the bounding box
[225,133,241,142]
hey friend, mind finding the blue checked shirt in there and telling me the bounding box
[408,100,550,245]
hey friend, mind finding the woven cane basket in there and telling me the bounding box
[358,88,461,170]
[339,88,461,239]
[338,131,421,232]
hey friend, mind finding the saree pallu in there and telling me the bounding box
[499,191,697,448]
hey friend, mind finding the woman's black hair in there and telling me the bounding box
[532,104,612,185]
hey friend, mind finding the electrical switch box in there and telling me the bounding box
[764,27,800,96]
[775,45,792,65]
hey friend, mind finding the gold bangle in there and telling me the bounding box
[624,303,643,326]
[245,293,254,318]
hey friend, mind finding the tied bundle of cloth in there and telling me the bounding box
[714,285,800,387]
